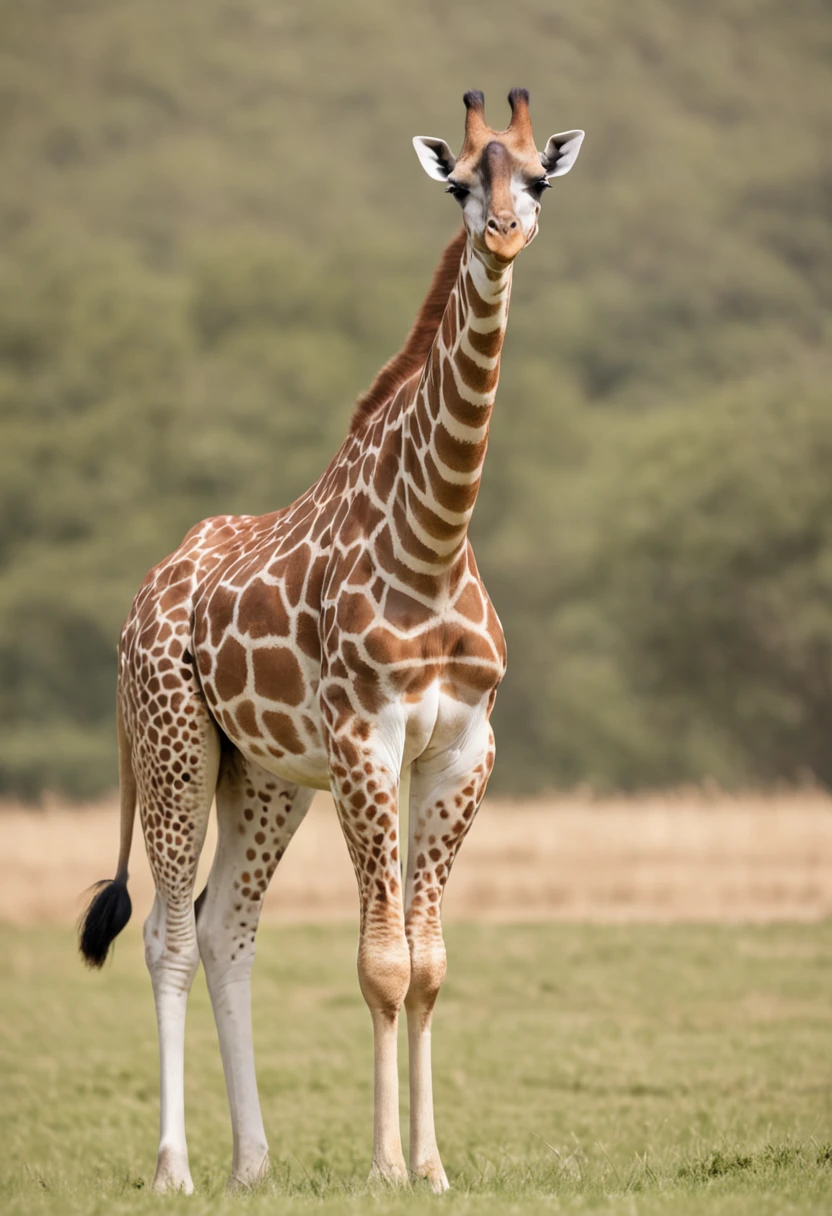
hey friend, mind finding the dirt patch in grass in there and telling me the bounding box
[1,789,830,926]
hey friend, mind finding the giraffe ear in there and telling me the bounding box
[412,136,456,182]
[540,130,585,178]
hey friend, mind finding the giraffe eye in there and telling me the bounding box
[528,178,551,199]
[446,181,469,203]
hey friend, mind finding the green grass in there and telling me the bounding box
[2,922,831,1214]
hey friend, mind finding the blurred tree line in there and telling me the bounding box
[0,0,830,798]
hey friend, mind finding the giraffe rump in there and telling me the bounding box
[348,227,466,435]
[78,876,132,968]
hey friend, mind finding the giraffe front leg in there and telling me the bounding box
[404,723,495,1192]
[329,731,410,1187]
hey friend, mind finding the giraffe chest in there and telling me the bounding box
[193,601,503,792]
[192,532,505,790]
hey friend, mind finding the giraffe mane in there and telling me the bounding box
[348,227,467,435]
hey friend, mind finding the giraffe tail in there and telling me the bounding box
[78,690,135,968]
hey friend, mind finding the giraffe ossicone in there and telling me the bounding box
[79,88,584,1194]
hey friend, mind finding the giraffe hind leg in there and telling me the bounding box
[129,660,222,1194]
[195,747,315,1189]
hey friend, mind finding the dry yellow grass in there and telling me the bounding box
[1,789,830,926]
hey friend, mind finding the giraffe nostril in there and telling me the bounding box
[488,216,519,238]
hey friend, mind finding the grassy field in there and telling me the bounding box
[2,921,831,1215]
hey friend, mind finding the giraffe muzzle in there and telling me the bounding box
[484,212,525,261]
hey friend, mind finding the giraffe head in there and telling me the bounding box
[413,89,584,263]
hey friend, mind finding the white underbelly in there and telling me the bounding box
[236,736,332,791]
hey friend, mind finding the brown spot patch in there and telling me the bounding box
[282,544,313,608]
[336,592,376,635]
[263,710,305,754]
[455,581,486,623]
[253,647,305,706]
[424,451,480,515]
[236,699,259,735]
[214,636,248,700]
[238,579,290,639]
[296,611,321,661]
[395,662,440,699]
[373,435,400,504]
[209,584,237,648]
[160,584,188,613]
[434,421,488,475]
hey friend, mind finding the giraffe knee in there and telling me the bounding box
[358,931,411,1021]
[143,897,199,991]
[406,935,447,1014]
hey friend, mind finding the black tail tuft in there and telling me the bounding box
[79,877,132,968]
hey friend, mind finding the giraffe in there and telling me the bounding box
[79,88,584,1194]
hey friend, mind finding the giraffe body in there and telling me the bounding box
[80,89,584,1193]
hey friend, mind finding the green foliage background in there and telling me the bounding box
[0,0,830,798]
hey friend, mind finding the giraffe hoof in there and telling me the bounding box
[152,1148,194,1195]
[227,1151,270,1192]
[412,1162,450,1193]
[369,1159,410,1188]
[150,1162,194,1191]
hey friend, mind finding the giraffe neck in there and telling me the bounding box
[393,240,512,579]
